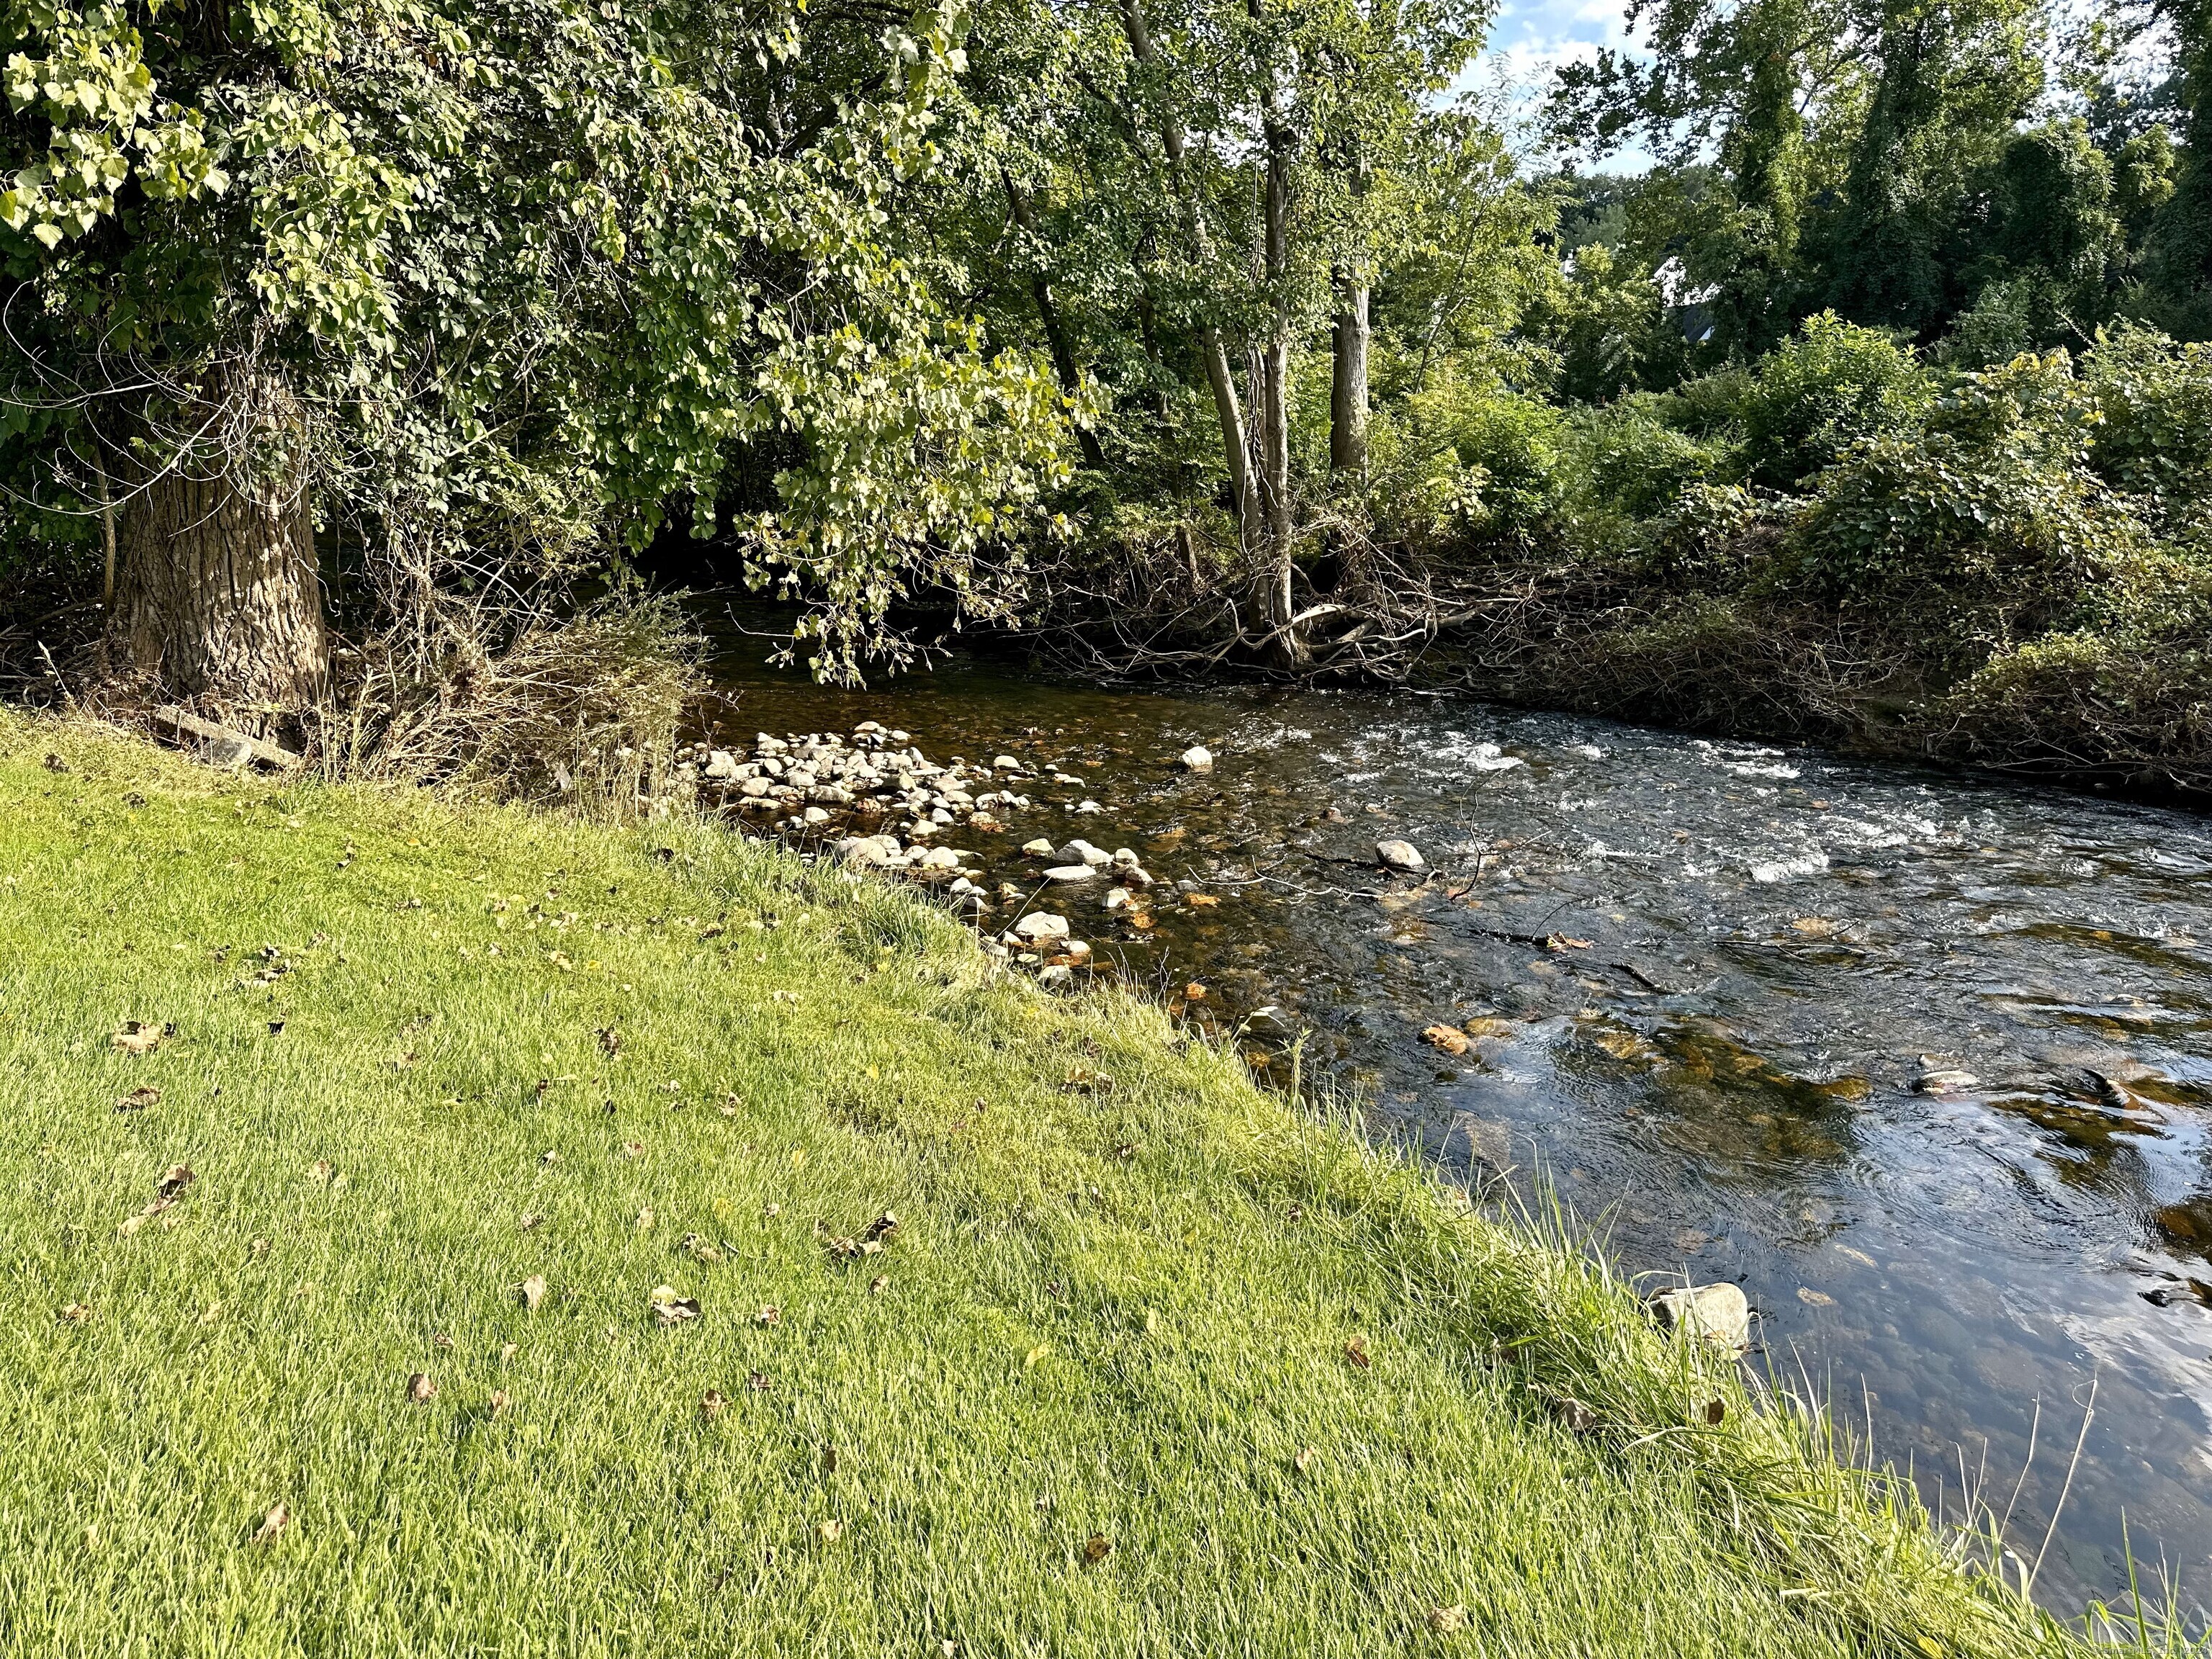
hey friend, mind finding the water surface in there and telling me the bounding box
[709,629,2212,1616]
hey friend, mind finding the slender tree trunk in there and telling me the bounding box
[1004,175,1108,471]
[1118,0,1259,547]
[1330,269,1369,477]
[105,373,328,721]
[1254,51,1305,667]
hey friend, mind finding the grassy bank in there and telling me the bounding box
[0,712,2113,1656]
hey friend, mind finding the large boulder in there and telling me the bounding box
[1012,912,1071,943]
[1180,745,1213,773]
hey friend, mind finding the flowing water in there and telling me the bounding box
[707,624,2212,1618]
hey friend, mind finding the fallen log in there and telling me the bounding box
[151,704,304,771]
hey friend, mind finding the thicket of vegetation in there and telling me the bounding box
[4,0,2211,786]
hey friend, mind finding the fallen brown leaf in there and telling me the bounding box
[519,1274,548,1311]
[488,1390,511,1416]
[1420,1024,1470,1056]
[1294,1447,1316,1474]
[251,1502,290,1545]
[868,1274,889,1295]
[619,1140,644,1159]
[1427,1605,1468,1633]
[518,1212,545,1231]
[755,1305,781,1327]
[114,1087,159,1113]
[431,1332,454,1350]
[156,1164,194,1199]
[817,1519,843,1542]
[635,1208,655,1231]
[649,1285,701,1327]
[406,1372,437,1403]
[1082,1534,1112,1565]
[307,1160,334,1185]
[1184,894,1218,909]
[1704,1398,1727,1426]
[1344,1336,1371,1369]
[58,1302,92,1324]
[699,1390,729,1421]
[1545,935,1593,952]
[748,1370,773,1391]
[499,1342,518,1364]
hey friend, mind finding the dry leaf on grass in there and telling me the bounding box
[307,1160,334,1186]
[635,1208,655,1231]
[700,1390,729,1421]
[649,1285,701,1327]
[488,1390,511,1416]
[748,1370,773,1391]
[1541,1390,1599,1434]
[251,1503,290,1545]
[755,1305,780,1327]
[1427,1605,1468,1633]
[868,1274,889,1295]
[156,1164,194,1199]
[1419,1025,1469,1056]
[118,1197,176,1236]
[519,1274,548,1311]
[58,1302,93,1324]
[1295,1447,1316,1474]
[114,1087,159,1113]
[1343,1336,1371,1370]
[817,1519,843,1542]
[1024,1344,1050,1369]
[111,1021,168,1056]
[619,1141,644,1159]
[518,1212,545,1231]
[1704,1398,1727,1426]
[1082,1534,1112,1565]
[406,1372,437,1403]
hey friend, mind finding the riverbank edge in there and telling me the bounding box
[0,710,2110,1655]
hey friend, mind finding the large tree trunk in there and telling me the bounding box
[106,375,328,721]
[1329,269,1370,477]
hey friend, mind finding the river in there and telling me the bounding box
[706,624,2212,1620]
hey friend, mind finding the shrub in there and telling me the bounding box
[1735,313,1933,489]
[2081,324,2212,533]
[1375,371,1567,548]
[1784,354,2144,650]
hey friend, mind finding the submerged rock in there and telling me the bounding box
[1377,839,1425,872]
[1044,864,1099,884]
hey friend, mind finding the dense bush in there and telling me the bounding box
[1731,315,1934,490]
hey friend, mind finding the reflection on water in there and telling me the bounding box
[706,624,2212,1616]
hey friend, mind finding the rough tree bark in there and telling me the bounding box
[1329,269,1370,477]
[104,372,328,721]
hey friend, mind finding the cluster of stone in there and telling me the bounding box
[671,721,1036,838]
[674,721,1174,994]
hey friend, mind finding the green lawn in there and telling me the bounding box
[0,712,2102,1656]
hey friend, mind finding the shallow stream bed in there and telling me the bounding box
[709,629,2212,1617]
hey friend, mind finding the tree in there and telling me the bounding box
[1,0,1076,714]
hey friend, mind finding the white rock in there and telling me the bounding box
[801,806,832,826]
[1045,865,1099,884]
[1650,1283,1751,1355]
[1111,848,1141,868]
[1013,912,1071,943]
[1102,889,1132,912]
[1181,745,1214,773]
[1056,840,1110,867]
[1377,839,1424,871]
[704,750,742,782]
[993,755,1022,772]
[1022,837,1056,857]
[917,847,962,870]
[1075,800,1104,814]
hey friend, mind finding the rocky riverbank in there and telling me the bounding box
[669,723,1197,994]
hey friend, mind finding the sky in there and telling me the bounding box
[1465,0,1658,172]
